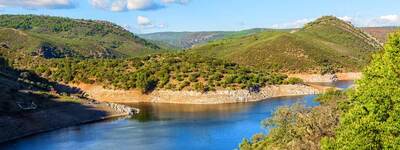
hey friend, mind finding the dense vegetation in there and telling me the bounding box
[239,89,347,150]
[240,31,400,150]
[0,14,162,58]
[322,31,400,149]
[191,16,382,73]
[2,50,288,93]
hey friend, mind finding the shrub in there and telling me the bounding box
[284,77,304,85]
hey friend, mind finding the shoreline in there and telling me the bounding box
[73,73,361,105]
[74,84,321,105]
[0,99,138,144]
[0,73,359,144]
[289,72,362,83]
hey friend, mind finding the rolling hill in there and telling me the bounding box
[0,15,162,58]
[190,16,382,73]
[139,28,289,49]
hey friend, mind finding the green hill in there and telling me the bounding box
[190,16,382,73]
[139,28,288,49]
[0,15,162,58]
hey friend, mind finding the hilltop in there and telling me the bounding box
[190,16,382,73]
[139,28,287,49]
[0,15,162,58]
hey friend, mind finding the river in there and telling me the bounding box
[0,81,353,150]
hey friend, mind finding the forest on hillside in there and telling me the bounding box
[1,51,297,93]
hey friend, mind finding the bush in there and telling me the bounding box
[284,77,304,85]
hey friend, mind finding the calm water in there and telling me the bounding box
[1,81,354,150]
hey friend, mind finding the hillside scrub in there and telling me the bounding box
[0,15,162,58]
[2,52,288,93]
[191,16,380,74]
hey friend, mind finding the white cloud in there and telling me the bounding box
[160,0,189,5]
[339,16,353,22]
[0,0,76,9]
[340,15,400,27]
[379,15,400,23]
[90,0,189,12]
[111,0,127,11]
[271,15,400,29]
[137,16,152,26]
[271,18,313,29]
[89,0,164,11]
[136,16,166,30]
[127,0,154,10]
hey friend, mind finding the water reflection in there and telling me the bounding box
[128,103,254,122]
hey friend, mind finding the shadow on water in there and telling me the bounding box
[0,56,112,145]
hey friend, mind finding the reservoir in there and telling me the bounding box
[0,81,353,150]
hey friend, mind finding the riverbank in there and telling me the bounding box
[73,84,320,104]
[289,72,362,83]
[0,98,138,143]
[73,73,361,105]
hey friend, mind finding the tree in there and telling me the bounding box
[135,72,158,93]
[322,32,400,149]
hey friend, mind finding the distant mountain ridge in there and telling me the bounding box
[141,25,397,50]
[361,26,400,43]
[190,16,383,73]
[140,28,289,49]
[0,15,162,58]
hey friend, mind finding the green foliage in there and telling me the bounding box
[240,90,347,150]
[322,31,400,149]
[3,52,286,93]
[283,77,304,85]
[191,16,381,73]
[0,14,163,58]
[315,88,346,104]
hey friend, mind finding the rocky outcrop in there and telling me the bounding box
[74,84,320,104]
[104,102,140,115]
[150,85,319,104]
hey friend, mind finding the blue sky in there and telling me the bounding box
[0,0,400,33]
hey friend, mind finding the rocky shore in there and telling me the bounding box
[74,72,361,105]
[0,99,138,143]
[75,84,321,104]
